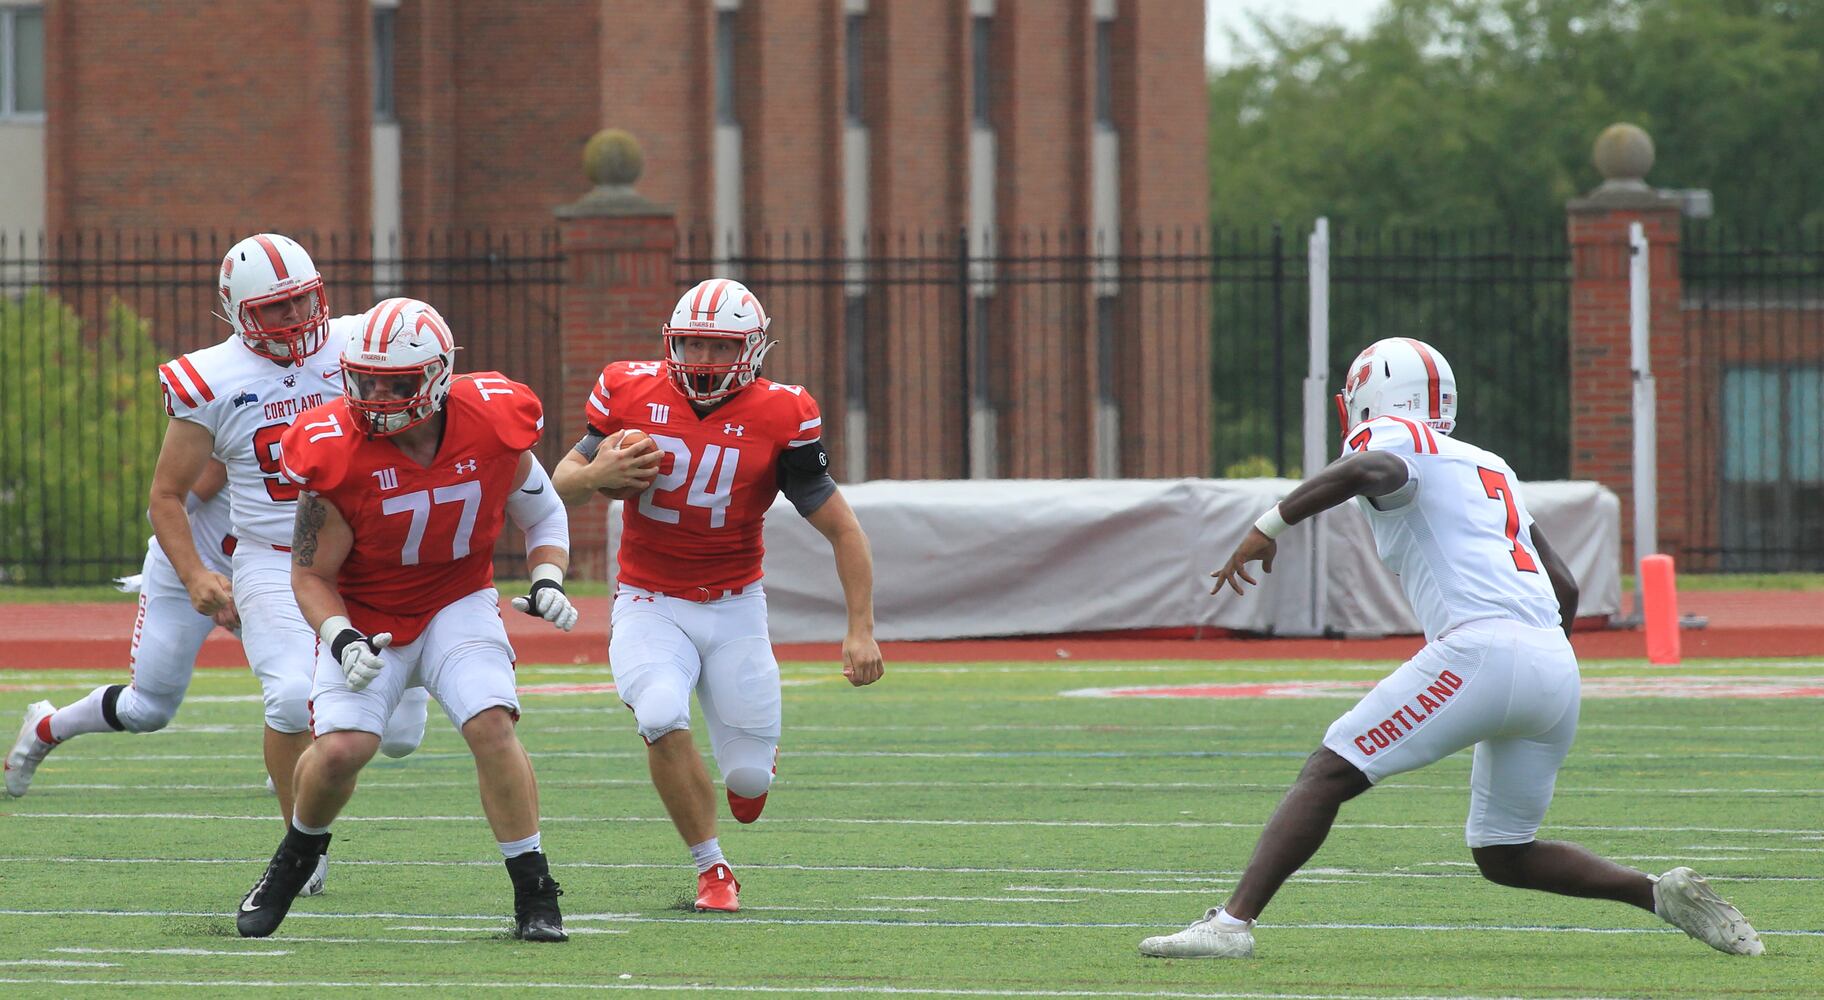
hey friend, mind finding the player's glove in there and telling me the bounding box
[320,615,391,692]
[513,563,579,632]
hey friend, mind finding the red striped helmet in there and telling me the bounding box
[219,233,329,363]
[341,298,457,436]
[662,278,776,403]
[1337,338,1457,437]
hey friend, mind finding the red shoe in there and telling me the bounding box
[727,788,767,824]
[694,863,740,912]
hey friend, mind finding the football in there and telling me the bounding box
[599,428,657,501]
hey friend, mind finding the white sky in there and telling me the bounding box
[1206,0,1387,67]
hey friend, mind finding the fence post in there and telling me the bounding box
[1566,123,1685,570]
[553,129,676,580]
[1301,218,1332,637]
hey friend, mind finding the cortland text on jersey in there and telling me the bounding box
[156,316,358,549]
[279,372,544,644]
[585,360,822,594]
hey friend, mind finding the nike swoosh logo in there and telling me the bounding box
[241,897,263,913]
[521,485,546,495]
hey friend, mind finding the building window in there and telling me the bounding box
[715,9,739,126]
[2,5,45,117]
[970,15,992,127]
[372,5,397,121]
[844,12,865,126]
[1094,18,1113,127]
[1720,366,1824,570]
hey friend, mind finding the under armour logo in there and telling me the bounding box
[454,459,477,474]
[723,423,744,437]
[647,402,671,424]
[372,467,399,490]
[631,595,656,603]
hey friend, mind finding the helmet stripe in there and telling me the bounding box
[704,279,730,316]
[1399,338,1442,420]
[364,298,409,353]
[689,280,713,319]
[251,235,290,280]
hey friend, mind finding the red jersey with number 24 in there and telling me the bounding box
[584,361,822,594]
[281,372,543,644]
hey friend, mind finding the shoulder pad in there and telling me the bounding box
[278,401,358,492]
[453,372,543,452]
[1345,416,1441,456]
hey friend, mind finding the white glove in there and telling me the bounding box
[322,615,391,692]
[513,564,579,632]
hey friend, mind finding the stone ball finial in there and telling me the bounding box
[583,129,644,188]
[1593,123,1654,184]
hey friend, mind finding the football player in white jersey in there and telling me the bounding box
[134,234,428,892]
[1139,338,1763,960]
[6,462,429,845]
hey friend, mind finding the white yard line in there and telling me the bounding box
[50,947,287,956]
[0,976,1648,1000]
[7,812,1819,836]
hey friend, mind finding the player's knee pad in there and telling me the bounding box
[113,684,182,733]
[262,676,313,734]
[724,764,774,800]
[628,687,692,744]
[714,730,777,798]
[379,688,431,759]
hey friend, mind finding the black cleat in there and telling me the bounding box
[237,830,330,938]
[507,852,568,942]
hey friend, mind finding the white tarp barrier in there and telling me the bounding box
[604,478,1622,643]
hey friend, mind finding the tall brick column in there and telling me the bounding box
[1567,124,1686,567]
[555,130,676,579]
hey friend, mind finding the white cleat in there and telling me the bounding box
[1654,867,1763,956]
[5,701,57,798]
[1139,908,1256,959]
[299,853,328,897]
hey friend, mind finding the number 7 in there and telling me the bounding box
[1478,467,1539,573]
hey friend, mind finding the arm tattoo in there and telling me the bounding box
[292,493,327,567]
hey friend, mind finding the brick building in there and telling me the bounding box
[2,0,1210,483]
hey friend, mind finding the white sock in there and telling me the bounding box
[689,837,725,873]
[291,817,331,836]
[499,832,542,859]
[1212,907,1250,928]
[49,686,116,741]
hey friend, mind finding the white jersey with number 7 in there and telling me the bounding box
[1344,414,1562,642]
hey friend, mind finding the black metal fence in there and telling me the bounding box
[1682,225,1824,571]
[0,231,562,584]
[0,223,1583,584]
[683,225,1571,484]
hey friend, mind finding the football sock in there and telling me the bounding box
[498,832,542,859]
[1212,907,1250,928]
[290,817,332,837]
[48,685,126,741]
[689,838,725,874]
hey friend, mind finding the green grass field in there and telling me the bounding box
[1,656,1820,998]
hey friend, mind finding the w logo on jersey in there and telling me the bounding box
[647,402,671,424]
[454,459,477,475]
[372,467,400,491]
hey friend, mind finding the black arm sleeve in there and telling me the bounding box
[777,439,837,516]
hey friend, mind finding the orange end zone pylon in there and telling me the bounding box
[1640,553,1681,665]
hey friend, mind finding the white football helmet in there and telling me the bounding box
[219,233,329,362]
[341,298,457,436]
[1336,338,1457,437]
[662,278,776,403]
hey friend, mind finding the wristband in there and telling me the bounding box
[529,563,565,587]
[1253,504,1291,540]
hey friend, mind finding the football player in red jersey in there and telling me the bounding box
[234,298,581,942]
[553,277,884,913]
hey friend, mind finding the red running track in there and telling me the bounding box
[1,591,1817,670]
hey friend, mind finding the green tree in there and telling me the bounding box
[1210,0,1824,229]
[0,292,165,584]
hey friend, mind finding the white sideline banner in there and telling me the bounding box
[605,479,1622,643]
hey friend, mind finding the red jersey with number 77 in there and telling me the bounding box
[1343,415,1561,642]
[280,372,543,644]
[584,360,822,593]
